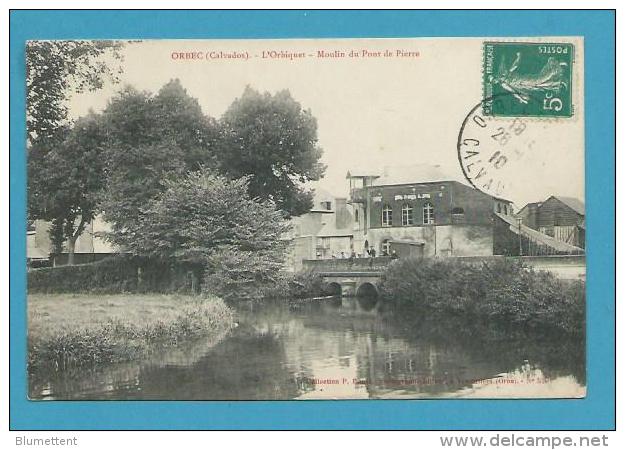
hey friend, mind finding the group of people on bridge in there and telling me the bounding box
[329,248,399,261]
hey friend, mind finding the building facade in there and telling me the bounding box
[285,190,355,271]
[27,215,119,266]
[517,196,585,249]
[346,165,516,258]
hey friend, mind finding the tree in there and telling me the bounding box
[117,169,291,298]
[219,87,326,217]
[27,40,124,263]
[120,170,290,262]
[100,80,220,244]
[28,114,107,264]
[26,40,124,144]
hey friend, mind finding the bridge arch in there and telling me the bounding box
[325,282,342,297]
[356,281,378,299]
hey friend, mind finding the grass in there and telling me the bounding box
[28,293,235,374]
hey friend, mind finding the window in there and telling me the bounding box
[451,207,465,215]
[382,204,393,226]
[423,202,435,224]
[497,203,502,213]
[503,205,508,215]
[355,209,359,223]
[321,201,332,211]
[401,204,414,226]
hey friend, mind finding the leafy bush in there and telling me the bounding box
[231,269,329,300]
[109,169,291,265]
[201,246,289,301]
[379,258,585,336]
[202,255,329,302]
[284,270,328,299]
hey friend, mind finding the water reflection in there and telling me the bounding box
[29,298,585,400]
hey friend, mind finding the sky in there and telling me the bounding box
[67,38,585,209]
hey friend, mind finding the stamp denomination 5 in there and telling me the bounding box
[483,42,574,118]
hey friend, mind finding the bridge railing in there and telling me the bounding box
[302,255,585,280]
[303,257,393,272]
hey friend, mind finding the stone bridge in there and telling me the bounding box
[304,257,391,298]
[303,254,586,298]
[319,271,383,298]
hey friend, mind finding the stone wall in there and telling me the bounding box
[302,255,586,280]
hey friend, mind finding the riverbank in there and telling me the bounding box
[379,257,585,336]
[29,298,586,400]
[28,293,235,374]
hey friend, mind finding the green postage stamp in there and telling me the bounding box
[483,42,574,117]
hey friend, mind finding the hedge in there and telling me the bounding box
[28,256,202,294]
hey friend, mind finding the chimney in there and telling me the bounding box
[334,198,351,229]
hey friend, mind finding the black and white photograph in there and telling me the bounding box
[26,37,586,401]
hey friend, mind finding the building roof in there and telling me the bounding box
[347,164,516,203]
[345,167,381,178]
[517,201,542,216]
[378,164,465,186]
[518,196,585,218]
[552,196,585,216]
[313,187,335,203]
[347,164,466,186]
[309,187,338,213]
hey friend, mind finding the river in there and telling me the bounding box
[29,297,585,400]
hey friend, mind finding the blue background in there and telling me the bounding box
[9,10,615,430]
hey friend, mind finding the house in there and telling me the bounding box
[347,164,519,258]
[517,196,585,249]
[27,215,120,267]
[285,189,355,271]
[27,226,50,268]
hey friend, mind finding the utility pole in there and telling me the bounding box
[517,217,523,256]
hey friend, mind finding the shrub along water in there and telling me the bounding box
[252,269,331,301]
[28,293,234,375]
[283,270,328,299]
[379,258,585,337]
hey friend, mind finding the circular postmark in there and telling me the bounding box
[457,93,549,200]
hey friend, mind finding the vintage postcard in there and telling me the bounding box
[26,37,585,400]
